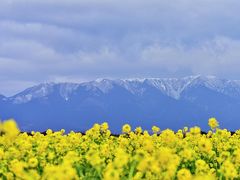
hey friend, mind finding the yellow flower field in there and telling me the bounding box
[0,118,239,179]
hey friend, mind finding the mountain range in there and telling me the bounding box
[1,75,240,133]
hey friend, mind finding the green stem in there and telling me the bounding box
[128,161,137,180]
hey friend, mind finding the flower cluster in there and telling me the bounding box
[0,118,239,179]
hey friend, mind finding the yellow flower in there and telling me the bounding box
[177,169,192,180]
[1,119,20,137]
[104,168,120,180]
[85,150,103,166]
[4,172,14,180]
[137,156,153,172]
[195,159,210,175]
[190,126,201,135]
[152,126,160,134]
[183,126,188,132]
[198,137,212,153]
[101,122,109,131]
[135,126,142,134]
[0,148,4,160]
[220,160,237,179]
[46,129,53,135]
[122,124,131,133]
[114,148,129,168]
[1,118,240,179]
[47,152,55,160]
[208,117,219,130]
[180,149,194,162]
[133,172,143,180]
[28,157,38,168]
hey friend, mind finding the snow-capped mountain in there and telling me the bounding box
[1,75,240,132]
[9,82,80,104]
[9,75,240,103]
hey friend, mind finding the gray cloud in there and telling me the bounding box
[1,0,240,95]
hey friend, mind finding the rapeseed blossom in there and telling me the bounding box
[208,117,219,130]
[177,168,192,180]
[1,117,240,179]
[122,124,131,133]
[152,126,160,134]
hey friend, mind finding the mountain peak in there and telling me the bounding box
[9,83,55,104]
[5,75,240,104]
[10,82,83,104]
[2,75,240,132]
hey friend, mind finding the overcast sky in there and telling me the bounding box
[1,0,240,95]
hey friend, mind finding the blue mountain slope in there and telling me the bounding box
[1,76,240,132]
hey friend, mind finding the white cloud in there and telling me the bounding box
[140,37,240,76]
[1,0,240,95]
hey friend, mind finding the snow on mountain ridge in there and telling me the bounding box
[115,76,201,99]
[11,82,80,104]
[184,76,240,98]
[89,79,114,93]
[12,83,55,104]
[144,76,200,99]
[91,76,240,99]
[7,76,240,104]
[83,76,240,99]
[59,83,80,101]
